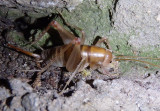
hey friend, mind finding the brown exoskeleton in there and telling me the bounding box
[7,20,117,87]
[7,15,160,94]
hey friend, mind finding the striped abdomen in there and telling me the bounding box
[41,44,76,67]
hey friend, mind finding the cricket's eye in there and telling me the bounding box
[109,68,114,72]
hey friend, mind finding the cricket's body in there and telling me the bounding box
[8,43,113,73]
[7,18,160,90]
[40,44,113,72]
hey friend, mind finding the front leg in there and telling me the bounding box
[94,37,111,50]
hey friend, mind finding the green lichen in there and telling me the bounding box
[138,46,160,68]
[0,7,24,20]
[32,0,114,49]
[58,0,113,44]
[108,30,160,75]
[29,0,160,75]
[8,31,26,45]
[6,0,159,76]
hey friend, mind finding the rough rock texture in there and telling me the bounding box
[0,0,160,111]
[1,72,160,111]
[0,0,83,11]
[109,0,160,74]
[113,0,160,50]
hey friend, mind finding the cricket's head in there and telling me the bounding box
[102,49,113,67]
[100,60,119,75]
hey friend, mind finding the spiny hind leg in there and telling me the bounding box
[57,10,85,44]
[31,11,85,45]
[31,20,58,45]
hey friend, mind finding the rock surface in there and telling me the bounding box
[0,0,160,111]
[113,0,160,49]
[0,72,160,111]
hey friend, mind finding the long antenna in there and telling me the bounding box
[115,58,160,68]
[116,55,160,60]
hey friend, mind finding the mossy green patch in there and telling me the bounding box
[58,0,113,44]
[0,7,24,20]
[138,46,160,69]
[8,31,26,45]
[6,0,159,76]
[29,30,51,48]
[30,0,114,49]
[108,30,160,75]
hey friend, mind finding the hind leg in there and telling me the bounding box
[31,20,58,45]
[57,10,85,44]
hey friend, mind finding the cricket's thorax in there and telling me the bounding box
[80,45,113,68]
